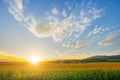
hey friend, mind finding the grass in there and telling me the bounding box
[0,62,120,80]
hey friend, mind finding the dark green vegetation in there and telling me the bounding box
[0,62,120,80]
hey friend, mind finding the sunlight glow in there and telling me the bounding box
[28,57,41,64]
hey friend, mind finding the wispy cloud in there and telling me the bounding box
[54,50,82,59]
[51,7,59,15]
[7,0,54,38]
[7,0,103,50]
[87,25,109,37]
[8,0,23,21]
[46,2,103,48]
[98,33,120,46]
[61,10,67,17]
[63,41,88,50]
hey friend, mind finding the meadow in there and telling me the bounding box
[0,62,120,80]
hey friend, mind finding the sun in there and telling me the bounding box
[28,57,41,64]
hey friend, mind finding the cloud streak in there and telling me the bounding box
[98,33,120,46]
[87,25,108,37]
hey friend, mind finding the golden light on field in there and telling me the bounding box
[28,56,41,64]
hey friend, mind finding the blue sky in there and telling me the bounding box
[0,0,120,60]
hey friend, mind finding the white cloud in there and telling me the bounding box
[87,25,108,37]
[62,10,67,17]
[7,1,103,49]
[74,41,85,49]
[47,5,103,42]
[7,0,55,38]
[98,33,120,46]
[15,0,23,10]
[28,21,54,37]
[93,27,102,34]
[63,41,87,50]
[51,7,59,15]
[54,50,81,59]
[8,0,23,21]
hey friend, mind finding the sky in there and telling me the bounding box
[0,0,120,60]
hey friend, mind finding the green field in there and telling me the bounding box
[0,62,120,80]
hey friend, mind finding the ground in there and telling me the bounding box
[0,62,120,80]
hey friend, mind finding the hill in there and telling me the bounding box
[81,55,120,62]
[47,55,120,63]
